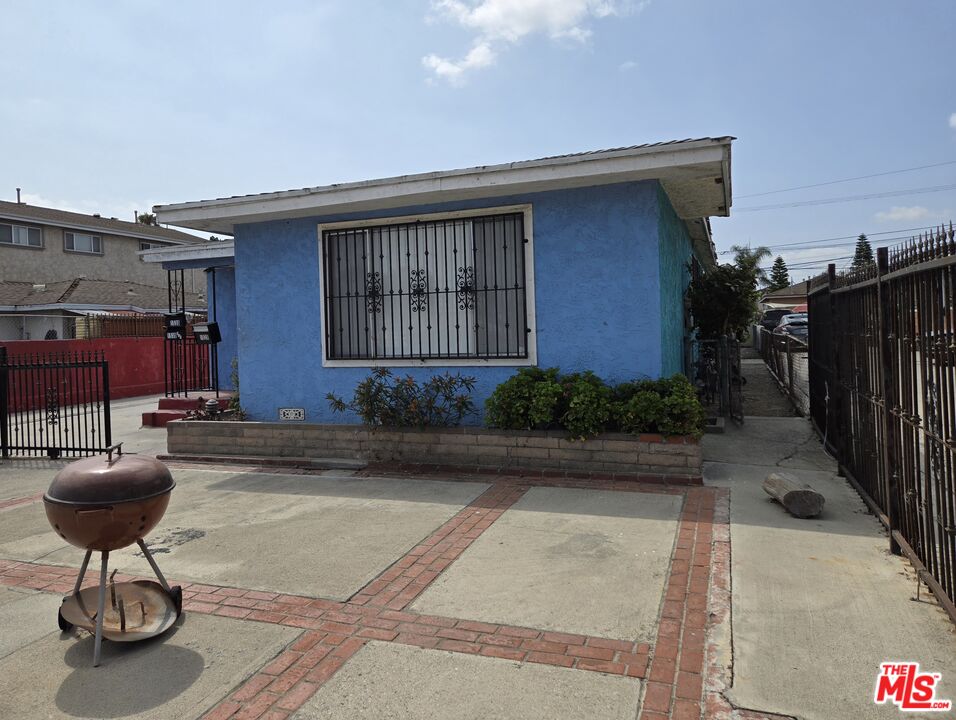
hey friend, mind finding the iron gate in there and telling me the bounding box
[0,347,111,458]
[808,224,956,624]
[164,268,217,397]
[694,336,744,423]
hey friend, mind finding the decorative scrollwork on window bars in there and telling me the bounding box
[456,266,476,310]
[365,272,383,314]
[410,269,428,312]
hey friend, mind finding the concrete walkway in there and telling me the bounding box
[703,418,956,719]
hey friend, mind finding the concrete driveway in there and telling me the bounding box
[0,458,693,720]
[1,407,954,719]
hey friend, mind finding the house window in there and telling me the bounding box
[64,232,102,254]
[0,223,42,247]
[322,210,531,362]
[140,241,161,250]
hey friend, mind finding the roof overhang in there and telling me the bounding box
[139,239,235,265]
[155,138,734,235]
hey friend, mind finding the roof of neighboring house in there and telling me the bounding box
[154,137,735,257]
[0,278,205,312]
[760,281,810,300]
[0,200,211,245]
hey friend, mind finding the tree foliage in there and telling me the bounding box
[137,212,157,225]
[730,244,772,285]
[851,234,875,271]
[768,256,790,290]
[687,262,760,339]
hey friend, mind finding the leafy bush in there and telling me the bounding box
[485,369,704,439]
[559,371,612,440]
[614,390,666,434]
[327,368,476,428]
[484,367,563,430]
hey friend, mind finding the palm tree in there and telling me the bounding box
[730,244,772,286]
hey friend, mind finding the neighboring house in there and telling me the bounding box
[0,198,211,291]
[153,137,733,423]
[759,280,810,310]
[0,278,205,340]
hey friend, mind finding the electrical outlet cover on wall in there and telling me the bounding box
[278,407,305,421]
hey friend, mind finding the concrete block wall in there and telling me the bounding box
[167,421,702,481]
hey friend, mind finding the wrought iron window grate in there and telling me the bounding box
[323,212,529,360]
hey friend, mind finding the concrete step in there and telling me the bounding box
[158,396,231,411]
[156,453,367,471]
[141,410,189,428]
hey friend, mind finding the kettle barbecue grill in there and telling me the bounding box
[44,443,183,666]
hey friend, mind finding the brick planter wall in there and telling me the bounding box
[166,421,702,483]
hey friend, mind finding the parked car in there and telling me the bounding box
[758,308,794,331]
[773,313,808,339]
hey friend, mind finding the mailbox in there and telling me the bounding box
[192,322,221,345]
[164,312,186,341]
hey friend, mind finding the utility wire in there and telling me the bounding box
[717,224,940,254]
[736,160,956,199]
[736,183,956,212]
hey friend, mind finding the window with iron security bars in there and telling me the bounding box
[323,212,530,361]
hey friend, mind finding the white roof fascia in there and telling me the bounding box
[155,139,733,232]
[139,239,235,264]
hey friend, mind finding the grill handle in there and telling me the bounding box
[105,443,124,463]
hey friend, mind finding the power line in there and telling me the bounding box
[735,183,956,212]
[717,224,941,254]
[736,160,956,199]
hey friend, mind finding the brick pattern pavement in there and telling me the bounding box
[0,474,718,720]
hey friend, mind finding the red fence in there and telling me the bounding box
[0,337,165,401]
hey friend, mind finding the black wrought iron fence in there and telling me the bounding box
[693,336,743,423]
[0,347,111,458]
[808,223,956,624]
[164,334,217,398]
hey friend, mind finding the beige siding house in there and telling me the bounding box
[0,199,209,292]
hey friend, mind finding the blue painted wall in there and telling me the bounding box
[208,266,237,389]
[656,186,693,376]
[233,181,681,423]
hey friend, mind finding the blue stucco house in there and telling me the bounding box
[149,137,733,424]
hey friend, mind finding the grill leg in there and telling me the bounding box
[136,539,171,593]
[72,549,92,595]
[93,551,109,667]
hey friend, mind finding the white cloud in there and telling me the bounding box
[874,205,931,222]
[950,112,956,129]
[423,41,496,85]
[423,0,643,83]
[618,59,637,72]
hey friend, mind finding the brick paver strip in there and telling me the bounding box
[0,492,42,512]
[0,475,718,720]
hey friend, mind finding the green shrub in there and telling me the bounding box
[658,374,706,436]
[486,368,704,439]
[559,372,612,440]
[613,389,666,434]
[484,367,563,430]
[327,368,476,428]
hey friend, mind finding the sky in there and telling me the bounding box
[1,0,954,282]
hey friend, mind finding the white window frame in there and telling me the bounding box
[0,222,43,248]
[64,231,102,254]
[317,204,537,368]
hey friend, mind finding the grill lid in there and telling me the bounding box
[45,444,175,506]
